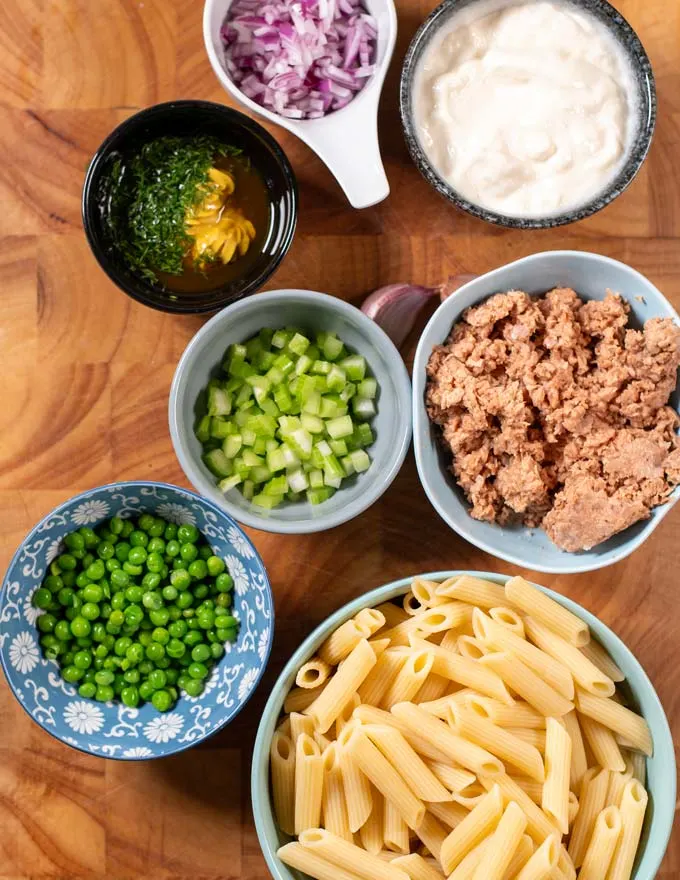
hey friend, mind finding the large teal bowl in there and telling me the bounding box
[251,571,675,880]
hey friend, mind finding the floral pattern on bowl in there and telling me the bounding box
[0,482,274,760]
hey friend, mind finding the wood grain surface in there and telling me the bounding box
[0,0,679,877]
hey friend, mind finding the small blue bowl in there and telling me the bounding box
[251,571,676,880]
[0,481,274,760]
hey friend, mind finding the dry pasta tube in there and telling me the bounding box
[575,690,653,756]
[504,577,589,647]
[381,603,473,647]
[320,609,386,665]
[414,811,448,864]
[383,650,435,709]
[336,692,362,735]
[607,779,648,880]
[470,800,527,880]
[426,800,468,830]
[277,715,292,737]
[425,760,476,794]
[375,602,411,629]
[524,617,615,697]
[392,853,446,880]
[414,673,451,704]
[579,639,625,683]
[338,721,374,832]
[285,682,327,714]
[411,578,450,609]
[297,657,334,690]
[290,711,316,743]
[439,784,503,874]
[403,592,423,616]
[541,718,572,835]
[298,828,411,880]
[478,773,557,844]
[270,731,296,835]
[578,806,622,880]
[568,767,610,867]
[359,790,384,854]
[364,724,451,802]
[306,638,377,733]
[502,833,533,880]
[505,728,546,752]
[436,575,508,609]
[352,704,452,764]
[488,606,525,638]
[277,841,367,880]
[447,839,489,880]
[295,734,324,834]
[456,636,487,661]
[322,744,353,842]
[627,750,646,786]
[561,710,588,794]
[578,715,626,772]
[383,797,410,854]
[514,834,560,880]
[507,776,543,804]
[480,652,574,717]
[358,649,408,707]
[605,759,634,808]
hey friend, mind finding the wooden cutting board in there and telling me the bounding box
[0,0,678,876]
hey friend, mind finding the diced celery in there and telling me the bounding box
[324,473,342,489]
[287,468,309,493]
[203,449,232,478]
[326,415,354,440]
[255,350,276,372]
[245,413,277,437]
[223,434,243,458]
[210,417,232,440]
[340,354,366,382]
[288,376,301,398]
[315,331,328,348]
[232,457,251,480]
[229,342,248,361]
[234,409,252,427]
[294,353,313,375]
[235,383,253,407]
[273,353,295,377]
[242,479,255,500]
[355,423,374,447]
[322,334,345,361]
[259,328,274,348]
[307,486,336,505]
[280,444,300,468]
[312,360,332,375]
[266,438,279,453]
[246,374,271,404]
[341,455,355,476]
[314,376,329,394]
[224,377,243,393]
[315,439,332,457]
[339,382,357,403]
[322,453,344,479]
[352,397,376,420]
[229,360,256,379]
[271,329,293,349]
[261,398,280,419]
[242,449,264,467]
[311,446,325,468]
[263,475,288,496]
[350,449,371,473]
[358,377,378,399]
[252,436,267,456]
[301,413,325,434]
[195,414,211,443]
[252,493,284,509]
[306,344,320,362]
[319,396,348,419]
[241,427,257,447]
[287,428,313,460]
[265,366,285,386]
[309,468,324,489]
[207,386,232,417]
[297,374,317,401]
[218,474,242,493]
[326,364,347,391]
[330,439,348,457]
[278,415,301,435]
[245,337,262,360]
[274,385,293,412]
[250,465,273,483]
[301,391,321,416]
[287,490,302,502]
[287,332,311,357]
[267,447,287,473]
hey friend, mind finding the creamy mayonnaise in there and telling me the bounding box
[413,0,637,217]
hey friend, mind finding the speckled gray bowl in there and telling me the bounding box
[400,0,656,228]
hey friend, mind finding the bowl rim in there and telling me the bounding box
[412,250,680,574]
[168,288,413,534]
[81,99,298,315]
[399,0,657,229]
[251,570,676,880]
[0,479,275,761]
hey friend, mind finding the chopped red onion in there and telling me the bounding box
[221,0,377,119]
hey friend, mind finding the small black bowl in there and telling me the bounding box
[82,100,298,314]
[400,0,657,229]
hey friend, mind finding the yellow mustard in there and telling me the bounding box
[185,167,256,267]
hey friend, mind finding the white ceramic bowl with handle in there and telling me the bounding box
[203,0,397,209]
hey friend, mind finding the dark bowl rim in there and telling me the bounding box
[0,479,275,761]
[81,99,298,315]
[399,0,657,229]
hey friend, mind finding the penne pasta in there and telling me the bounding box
[360,790,384,854]
[578,806,622,880]
[425,760,476,794]
[480,652,574,717]
[448,703,545,782]
[579,639,625,683]
[392,853,446,880]
[451,786,487,810]
[277,715,292,737]
[575,690,653,756]
[345,726,426,830]
[383,649,435,708]
[315,730,333,752]
[473,610,574,700]
[383,797,410,854]
[270,731,296,835]
[298,828,411,880]
[353,704,452,764]
[514,834,560,880]
[285,682,327,714]
[627,750,646,786]
[524,617,615,697]
[478,773,557,844]
[503,577,589,647]
[578,714,626,772]
[410,636,514,704]
[414,812,448,864]
[336,693,362,735]
[561,710,588,794]
[508,776,543,804]
[568,766,610,867]
[306,639,377,733]
[436,575,508,609]
[392,702,504,777]
[290,711,316,743]
[411,578,450,609]
[359,648,408,708]
[505,728,546,752]
[439,784,504,874]
[295,734,325,834]
[541,717,572,834]
[456,636,487,661]
[488,606,525,638]
[277,841,367,880]
[414,673,451,704]
[403,591,423,616]
[465,695,546,729]
[297,657,334,690]
[322,745,353,841]
[606,780,648,880]
[470,800,527,880]
[382,604,473,647]
[568,790,579,826]
[320,611,386,665]
[375,602,411,629]
[605,759,634,808]
[364,724,452,802]
[338,722,374,832]
[426,800,469,829]
[501,833,533,880]
[447,839,489,880]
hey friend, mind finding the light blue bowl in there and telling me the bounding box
[413,251,680,574]
[169,289,412,534]
[252,571,676,880]
[0,481,274,760]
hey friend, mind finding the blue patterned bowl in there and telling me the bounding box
[0,481,274,760]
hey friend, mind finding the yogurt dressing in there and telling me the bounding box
[413,0,638,218]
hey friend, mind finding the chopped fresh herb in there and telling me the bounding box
[106,136,241,283]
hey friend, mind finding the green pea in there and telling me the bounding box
[178,524,199,544]
[211,642,225,660]
[33,588,53,610]
[110,516,124,535]
[176,590,193,609]
[75,636,93,648]
[215,614,237,630]
[152,627,170,645]
[146,552,164,573]
[167,606,182,621]
[188,662,208,680]
[187,559,208,580]
[165,667,179,686]
[83,668,97,683]
[147,518,165,538]
[191,643,211,663]
[128,546,147,566]
[78,682,97,699]
[149,607,169,627]
[113,636,132,656]
[121,686,140,708]
[137,513,154,532]
[194,584,209,600]
[151,689,172,712]
[146,642,165,662]
[198,545,212,560]
[95,685,114,702]
[111,592,127,611]
[82,583,104,603]
[162,585,178,602]
[206,555,226,577]
[184,630,203,648]
[170,569,191,591]
[138,631,153,648]
[164,523,178,541]
[57,553,77,571]
[120,520,134,539]
[109,610,125,628]
[57,587,76,607]
[105,558,121,573]
[177,673,191,690]
[123,668,141,684]
[61,571,77,588]
[217,627,237,643]
[64,531,86,552]
[215,592,232,609]
[142,591,163,611]
[73,650,93,670]
[168,620,188,638]
[215,573,234,593]
[138,659,153,676]
[81,602,100,621]
[97,541,115,560]
[139,679,156,701]
[123,562,143,576]
[129,530,149,548]
[186,616,200,628]
[94,669,114,686]
[147,537,165,554]
[125,585,144,603]
[44,575,64,593]
[85,560,105,581]
[180,543,198,564]
[126,643,145,665]
[148,669,167,690]
[82,553,96,569]
[124,604,144,627]
[165,540,180,558]
[198,612,215,630]
[141,572,161,590]
[115,542,131,562]
[67,617,88,638]
[92,622,107,642]
[37,613,57,633]
[183,678,204,698]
